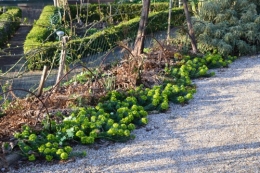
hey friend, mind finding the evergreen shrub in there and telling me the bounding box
[0,7,21,47]
[186,0,260,56]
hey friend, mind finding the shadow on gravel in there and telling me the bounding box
[110,142,260,172]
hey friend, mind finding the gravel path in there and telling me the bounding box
[9,55,260,173]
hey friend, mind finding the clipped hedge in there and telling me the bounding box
[26,6,56,43]
[69,3,170,23]
[24,5,184,70]
[0,7,21,47]
[68,8,185,59]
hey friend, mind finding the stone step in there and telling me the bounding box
[0,25,32,72]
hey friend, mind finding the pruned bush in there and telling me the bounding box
[0,7,21,47]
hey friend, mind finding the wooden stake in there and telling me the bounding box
[37,65,48,97]
[55,36,69,88]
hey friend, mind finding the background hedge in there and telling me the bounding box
[0,7,21,47]
[24,4,184,70]
[69,3,170,22]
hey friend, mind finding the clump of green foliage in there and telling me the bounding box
[14,51,236,162]
[0,7,21,47]
[178,0,260,56]
[14,126,73,162]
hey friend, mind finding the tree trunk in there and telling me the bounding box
[54,0,61,7]
[179,0,182,7]
[182,0,198,54]
[167,0,173,44]
[53,0,58,7]
[132,0,150,56]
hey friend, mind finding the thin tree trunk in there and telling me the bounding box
[53,0,58,7]
[54,0,60,7]
[182,0,197,54]
[86,0,89,26]
[132,0,150,56]
[167,0,173,44]
[179,0,182,7]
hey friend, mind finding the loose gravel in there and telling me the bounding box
[8,55,260,173]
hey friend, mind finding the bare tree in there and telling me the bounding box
[182,0,198,53]
[132,0,151,56]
